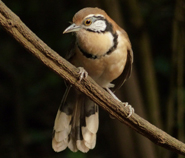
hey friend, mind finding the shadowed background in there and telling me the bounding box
[0,0,184,158]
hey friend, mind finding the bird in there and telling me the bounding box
[52,7,133,153]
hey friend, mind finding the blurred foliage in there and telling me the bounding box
[0,0,184,158]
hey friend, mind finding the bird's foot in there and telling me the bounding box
[105,88,134,118]
[122,102,134,118]
[77,67,88,82]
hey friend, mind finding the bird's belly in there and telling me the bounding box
[81,52,127,88]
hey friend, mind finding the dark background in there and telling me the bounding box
[0,0,184,158]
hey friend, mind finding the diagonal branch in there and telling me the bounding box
[0,0,185,155]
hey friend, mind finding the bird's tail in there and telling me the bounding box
[52,86,99,153]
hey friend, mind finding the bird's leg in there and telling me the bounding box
[77,67,134,118]
[105,88,134,118]
[77,67,88,82]
[105,87,120,101]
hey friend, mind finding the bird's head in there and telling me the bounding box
[63,7,115,34]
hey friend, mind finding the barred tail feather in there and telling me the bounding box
[52,136,68,152]
[52,86,74,152]
[52,87,99,153]
[52,111,72,152]
[68,137,78,152]
[76,140,89,153]
[82,104,99,149]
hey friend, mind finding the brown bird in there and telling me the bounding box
[52,7,133,153]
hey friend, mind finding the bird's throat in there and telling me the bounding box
[77,32,118,59]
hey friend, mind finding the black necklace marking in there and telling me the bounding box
[77,44,98,59]
[77,32,118,59]
[107,33,118,55]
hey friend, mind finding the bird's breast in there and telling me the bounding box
[76,30,114,57]
[71,30,128,88]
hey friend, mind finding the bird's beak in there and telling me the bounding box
[63,23,81,34]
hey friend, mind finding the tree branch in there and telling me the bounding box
[0,0,185,155]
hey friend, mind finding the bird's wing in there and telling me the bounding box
[111,47,133,92]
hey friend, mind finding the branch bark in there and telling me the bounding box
[0,0,185,155]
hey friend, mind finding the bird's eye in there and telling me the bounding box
[84,19,92,26]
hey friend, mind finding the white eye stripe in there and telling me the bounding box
[84,14,104,19]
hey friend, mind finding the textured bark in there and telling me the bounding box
[0,0,185,156]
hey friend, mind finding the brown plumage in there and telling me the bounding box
[52,7,133,153]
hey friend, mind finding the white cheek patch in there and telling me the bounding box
[89,20,106,32]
